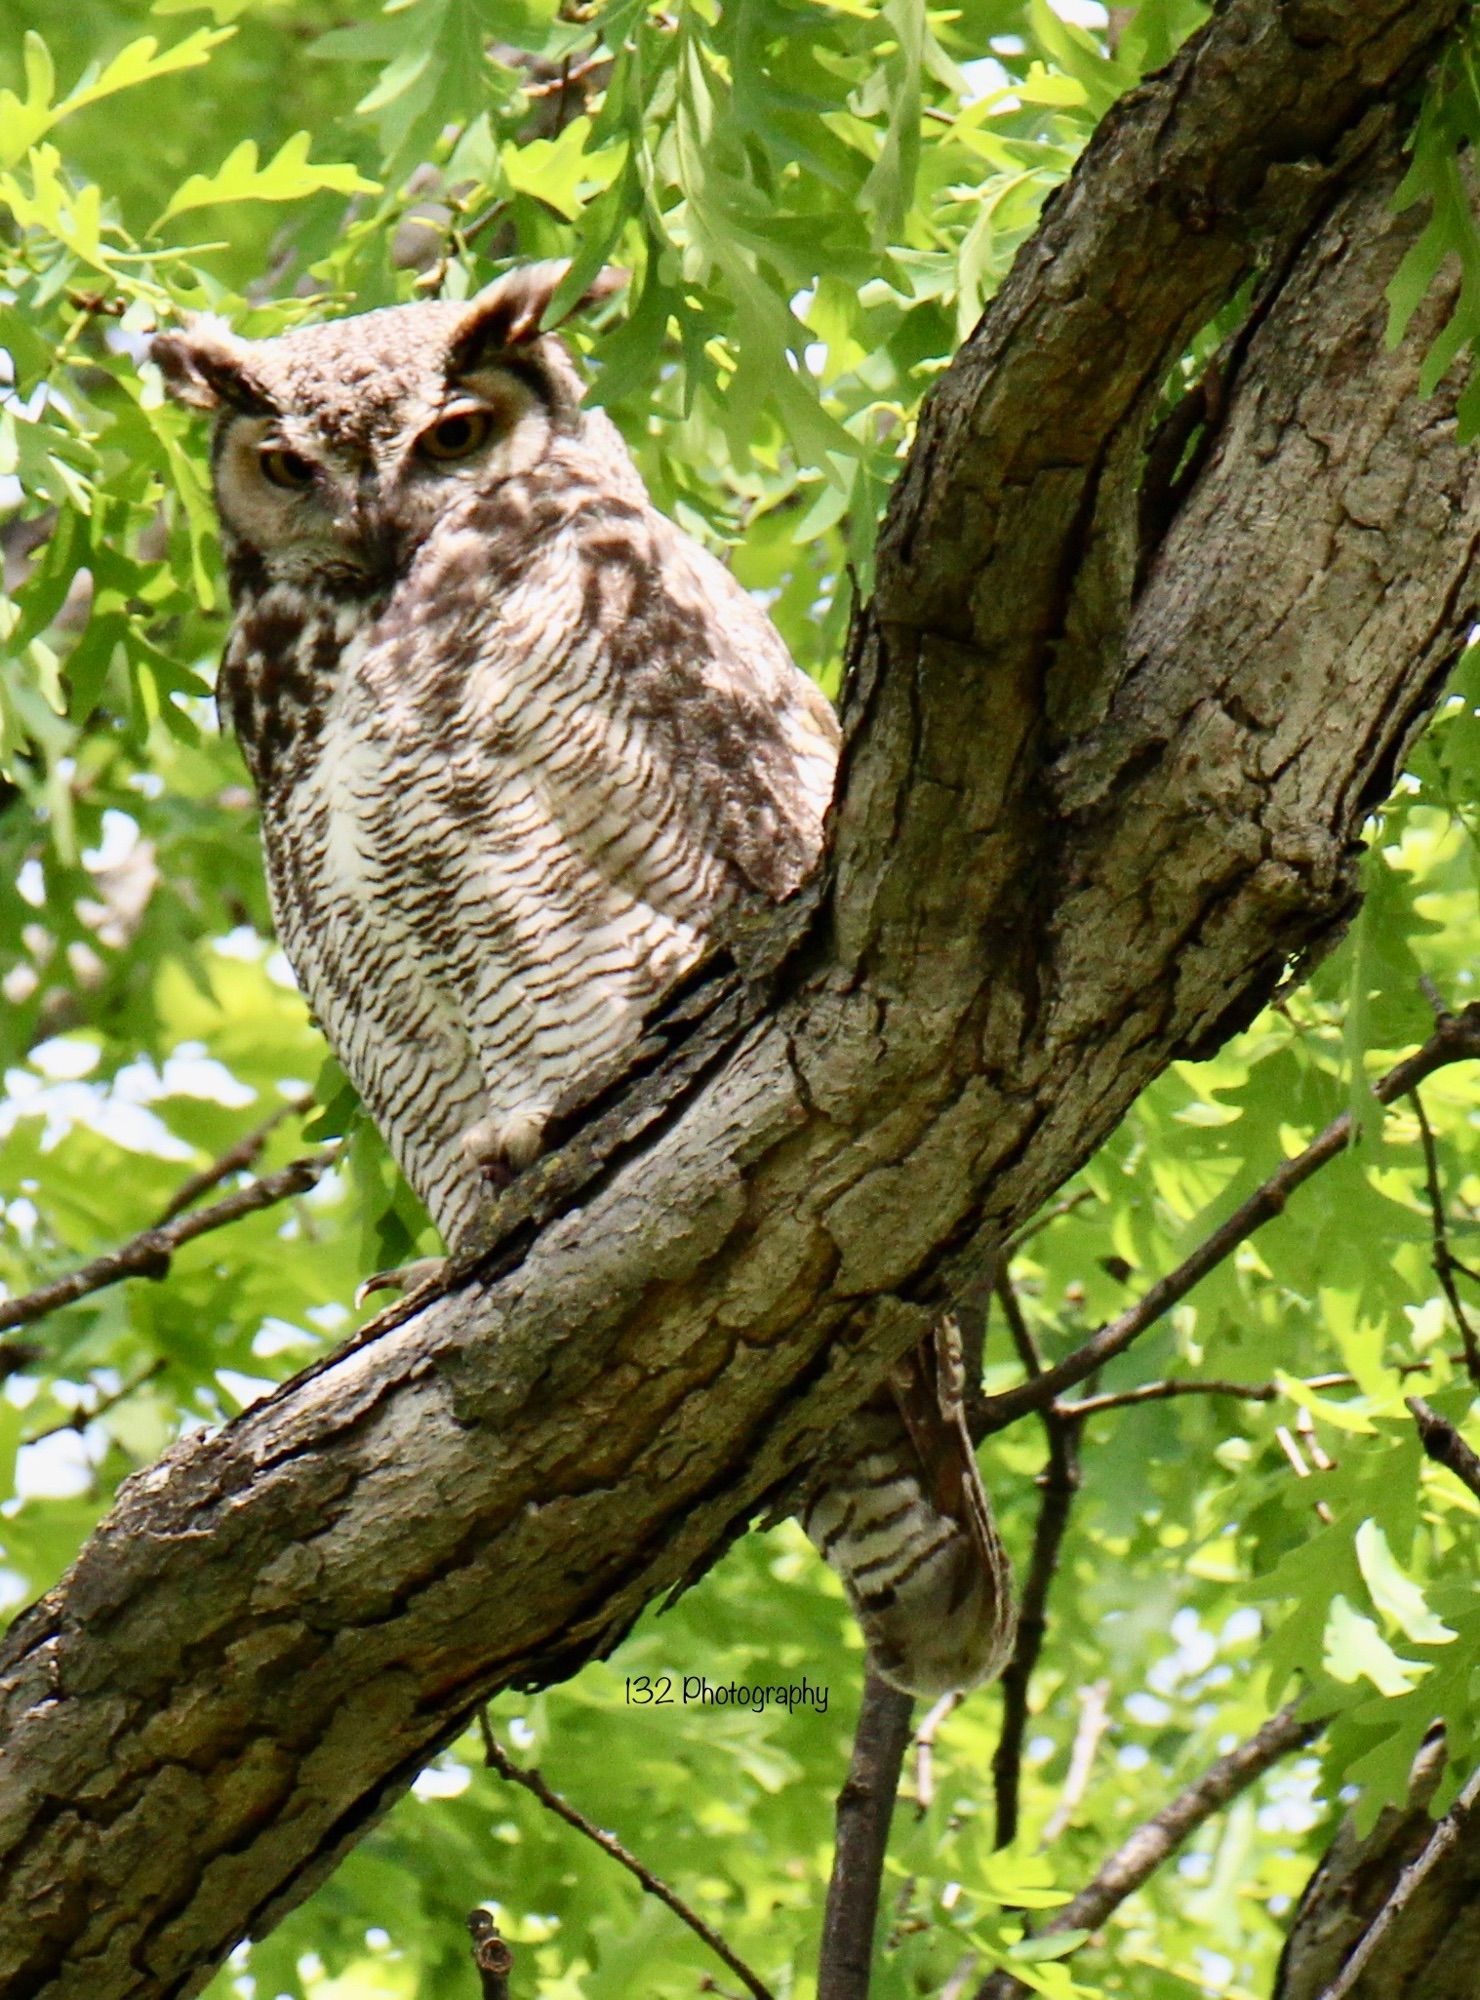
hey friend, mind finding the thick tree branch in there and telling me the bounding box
[1271,1727,1451,2000]
[0,3,1474,1993]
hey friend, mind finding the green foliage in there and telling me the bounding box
[3,2,1480,1998]
[1388,27,1480,439]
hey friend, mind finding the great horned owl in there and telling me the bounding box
[152,262,1014,1696]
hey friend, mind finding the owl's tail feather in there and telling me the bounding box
[800,1320,1017,1700]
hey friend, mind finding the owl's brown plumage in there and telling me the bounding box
[153,262,1013,1696]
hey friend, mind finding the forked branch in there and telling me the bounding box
[980,1009,1480,1430]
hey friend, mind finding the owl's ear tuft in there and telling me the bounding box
[150,319,277,415]
[448,262,627,374]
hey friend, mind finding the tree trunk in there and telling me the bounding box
[2,3,1476,1995]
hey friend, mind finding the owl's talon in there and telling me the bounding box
[460,1106,550,1181]
[354,1257,447,1308]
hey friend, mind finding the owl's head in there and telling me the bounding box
[151,262,623,593]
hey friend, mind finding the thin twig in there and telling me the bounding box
[818,1672,915,2000]
[459,199,510,251]
[1275,1423,1335,1524]
[974,1702,1322,1999]
[1315,1760,1480,2000]
[155,1095,312,1223]
[0,1340,37,1383]
[913,1691,960,1819]
[1002,1188,1097,1257]
[1041,1679,1112,1846]
[1420,975,1450,1023]
[523,52,608,98]
[1106,5,1135,56]
[21,1358,167,1445]
[1295,1405,1335,1473]
[1407,1395,1480,1502]
[478,1711,775,2000]
[0,1153,334,1335]
[1408,1087,1480,1385]
[1057,1363,1440,1418]
[991,1272,1082,1851]
[995,1267,1045,1383]
[942,1954,979,2000]
[979,1006,1480,1432]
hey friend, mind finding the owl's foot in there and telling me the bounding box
[459,1105,550,1184]
[354,1256,447,1308]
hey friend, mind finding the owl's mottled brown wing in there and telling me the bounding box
[887,1323,999,1580]
[596,503,842,906]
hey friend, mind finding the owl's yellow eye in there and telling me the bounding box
[260,446,317,492]
[420,407,495,461]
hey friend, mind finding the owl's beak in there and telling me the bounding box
[335,465,398,579]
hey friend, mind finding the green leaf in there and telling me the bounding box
[154,132,380,224]
[0,28,235,170]
[1355,1519,1457,1645]
[1323,1595,1428,1696]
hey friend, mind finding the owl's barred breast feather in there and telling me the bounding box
[156,261,1013,1697]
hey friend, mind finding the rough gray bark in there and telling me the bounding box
[1,2,1477,1996]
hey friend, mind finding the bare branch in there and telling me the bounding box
[818,1673,915,2000]
[1041,1679,1112,1847]
[913,1692,961,1820]
[0,1341,37,1384]
[1057,1364,1440,1418]
[1106,6,1135,56]
[974,1703,1322,2000]
[155,1094,313,1223]
[1407,1395,1480,1503]
[1314,1761,1480,2000]
[1002,1189,1096,1258]
[22,1360,167,1446]
[980,1010,1480,1431]
[0,1152,334,1336]
[477,1713,775,2000]
[1407,1087,1480,1385]
[1274,1422,1336,1525]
